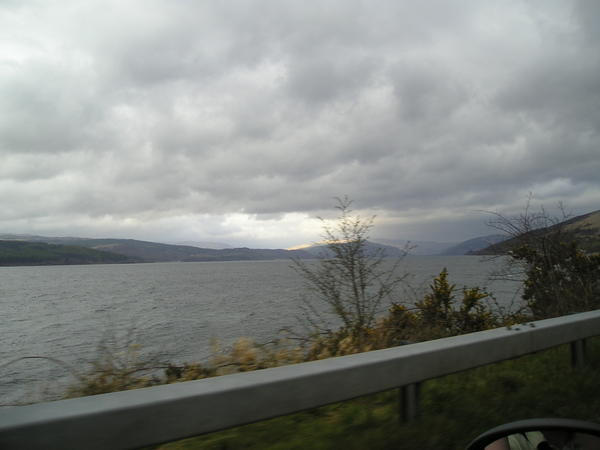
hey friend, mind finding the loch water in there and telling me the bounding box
[0,256,520,405]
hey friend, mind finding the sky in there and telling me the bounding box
[1,0,599,249]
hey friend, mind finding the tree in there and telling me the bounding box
[486,202,600,319]
[291,197,407,342]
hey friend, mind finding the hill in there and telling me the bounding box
[294,240,408,258]
[440,234,505,255]
[0,235,313,263]
[370,238,456,255]
[561,209,600,252]
[0,240,132,266]
[474,210,600,255]
[175,241,232,249]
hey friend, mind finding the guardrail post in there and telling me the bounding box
[570,339,586,368]
[399,383,420,422]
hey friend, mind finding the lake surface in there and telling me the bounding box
[0,256,521,405]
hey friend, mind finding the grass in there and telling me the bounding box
[149,338,600,450]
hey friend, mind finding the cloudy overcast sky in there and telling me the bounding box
[1,0,598,248]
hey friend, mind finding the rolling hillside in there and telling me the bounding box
[475,210,600,255]
[0,235,313,263]
[0,240,132,266]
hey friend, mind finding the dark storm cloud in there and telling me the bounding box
[0,0,598,246]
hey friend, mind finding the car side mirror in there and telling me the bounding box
[467,418,600,450]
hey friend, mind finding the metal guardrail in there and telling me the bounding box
[1,309,600,450]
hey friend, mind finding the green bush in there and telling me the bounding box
[511,242,600,318]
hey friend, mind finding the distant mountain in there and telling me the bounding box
[0,240,131,266]
[296,240,408,258]
[474,210,600,255]
[370,238,456,256]
[0,234,312,263]
[440,234,506,255]
[175,241,233,249]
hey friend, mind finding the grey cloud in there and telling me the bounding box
[390,63,470,122]
[0,62,102,154]
[574,0,600,44]
[285,53,378,104]
[496,57,600,132]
